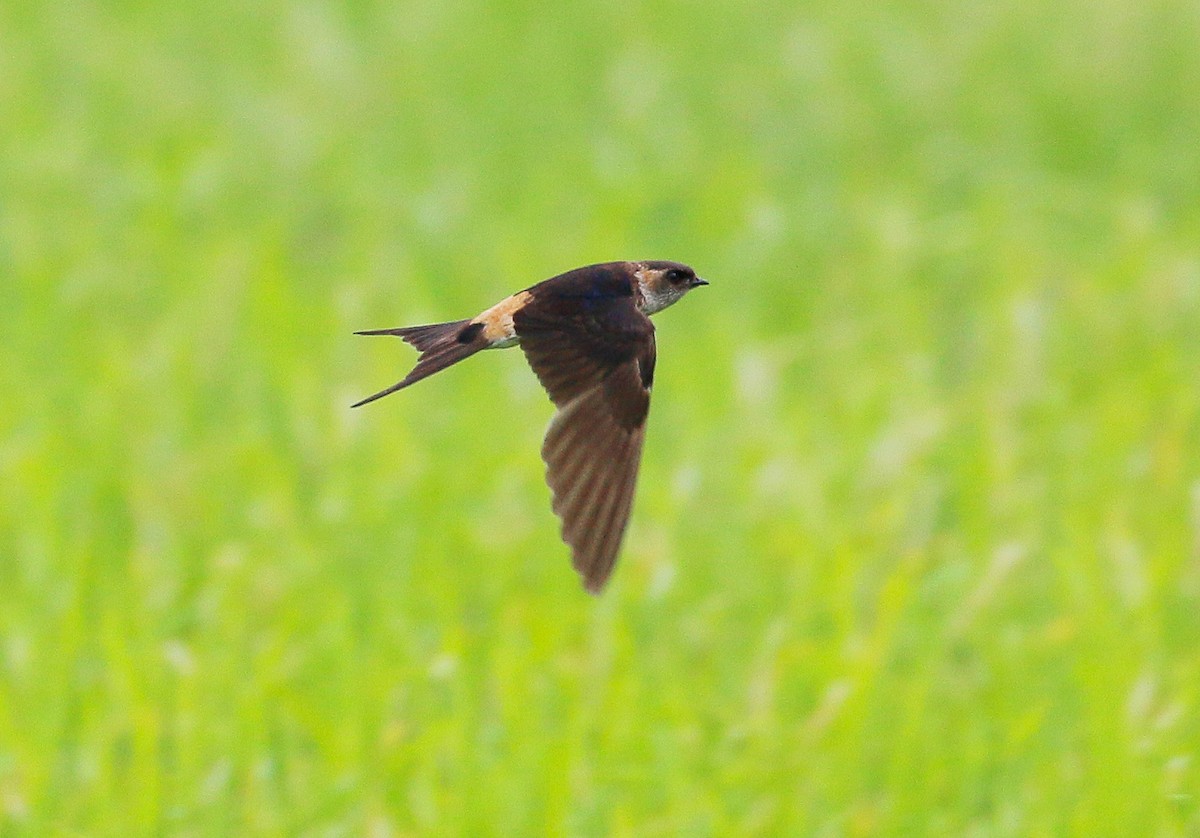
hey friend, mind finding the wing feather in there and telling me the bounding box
[539,380,647,592]
[515,276,656,592]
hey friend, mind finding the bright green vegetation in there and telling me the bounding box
[2,0,1199,834]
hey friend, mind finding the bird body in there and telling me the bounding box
[354,260,707,592]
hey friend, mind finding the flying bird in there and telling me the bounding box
[353,260,708,593]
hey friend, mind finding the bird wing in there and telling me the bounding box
[514,291,656,592]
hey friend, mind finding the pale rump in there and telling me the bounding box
[472,290,532,346]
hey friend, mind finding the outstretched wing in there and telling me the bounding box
[514,282,656,592]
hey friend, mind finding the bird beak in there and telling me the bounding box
[690,276,709,288]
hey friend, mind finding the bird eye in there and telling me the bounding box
[667,268,692,284]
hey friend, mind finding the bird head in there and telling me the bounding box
[634,261,709,315]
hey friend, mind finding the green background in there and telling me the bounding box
[3,0,1199,834]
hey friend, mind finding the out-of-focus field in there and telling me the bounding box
[2,0,1199,833]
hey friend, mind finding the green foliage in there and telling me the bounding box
[2,0,1199,833]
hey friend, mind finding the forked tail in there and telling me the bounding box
[353,319,488,407]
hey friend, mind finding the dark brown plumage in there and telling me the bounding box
[353,260,707,592]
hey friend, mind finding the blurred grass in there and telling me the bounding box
[2,0,1200,833]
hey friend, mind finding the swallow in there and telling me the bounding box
[353,260,708,593]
